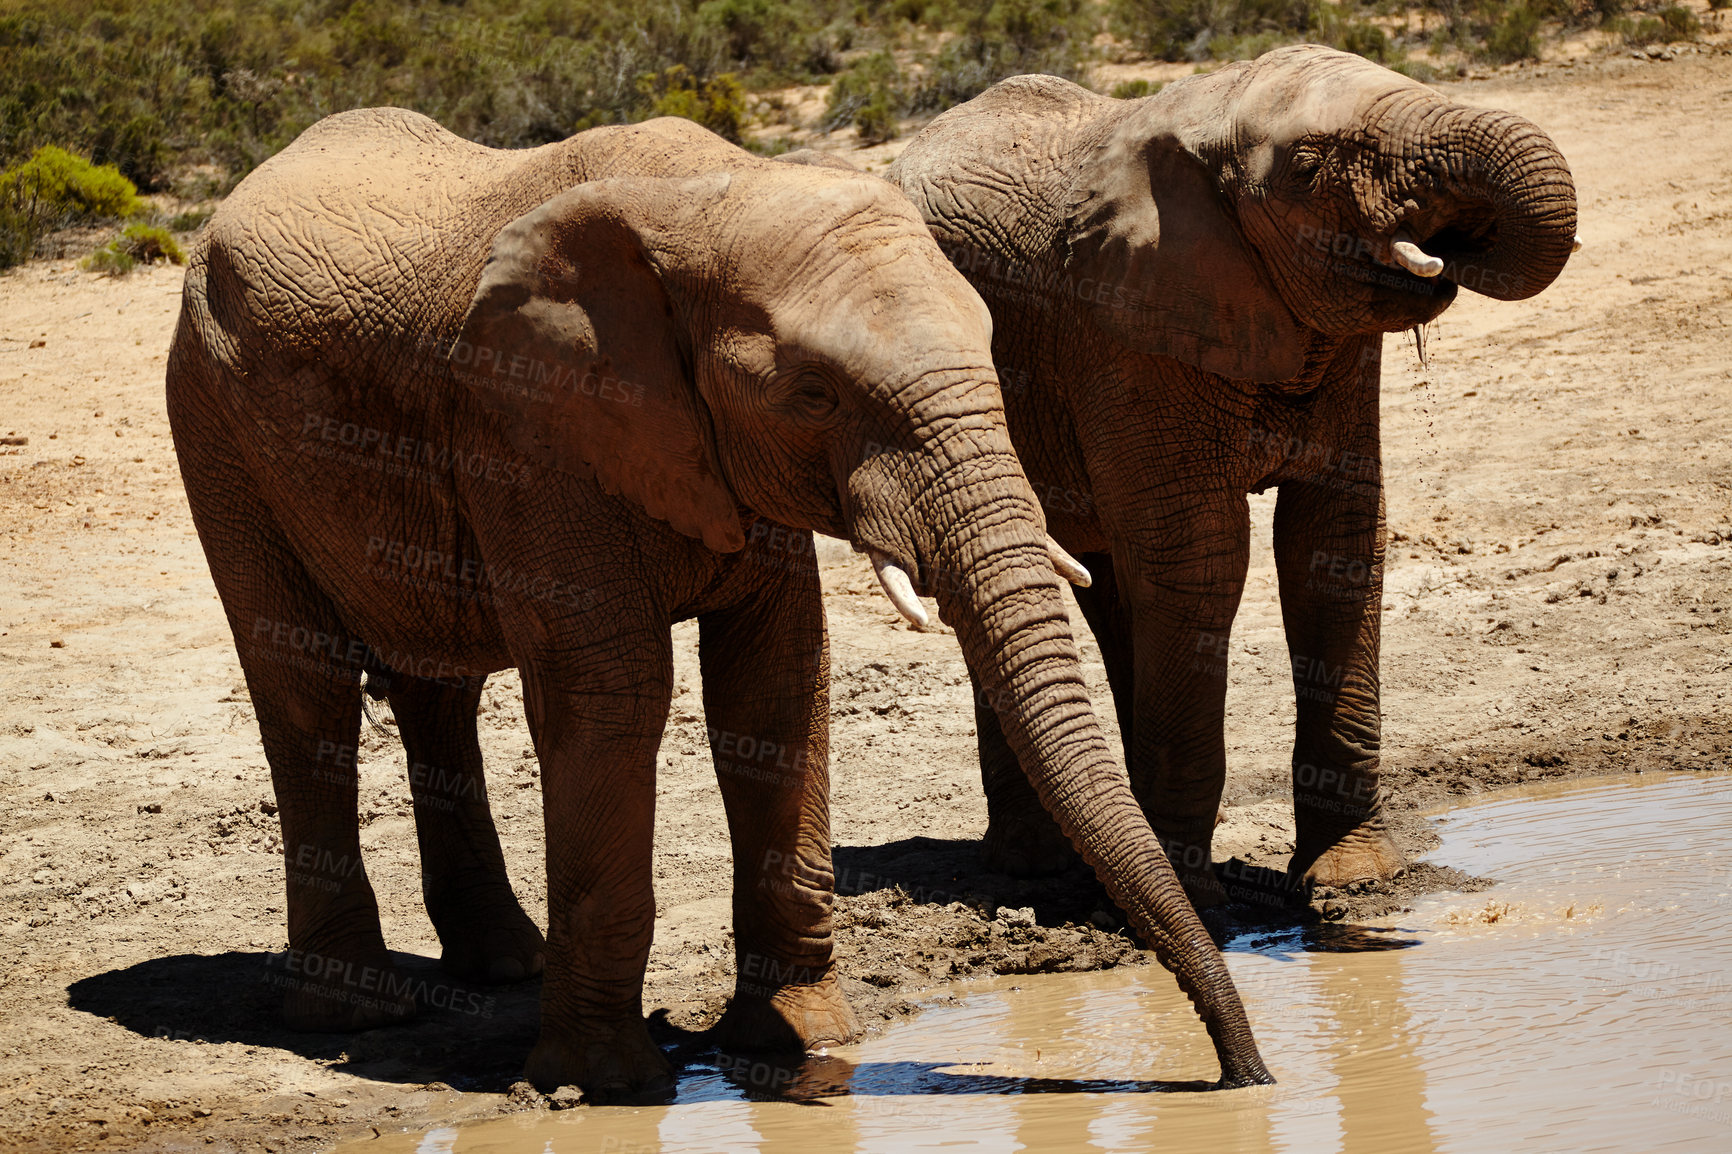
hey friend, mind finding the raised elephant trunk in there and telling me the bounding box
[1418,104,1577,302]
[910,456,1274,1087]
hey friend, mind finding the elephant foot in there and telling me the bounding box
[525,1018,675,1103]
[980,813,1078,878]
[272,945,417,1032]
[1291,825,1407,887]
[714,972,862,1053]
[427,877,547,983]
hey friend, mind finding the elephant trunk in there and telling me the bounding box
[1421,103,1577,302]
[912,454,1273,1087]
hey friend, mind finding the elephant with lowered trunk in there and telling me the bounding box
[888,45,1578,898]
[167,111,1273,1097]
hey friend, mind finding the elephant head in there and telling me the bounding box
[1066,45,1577,381]
[450,143,1272,1086]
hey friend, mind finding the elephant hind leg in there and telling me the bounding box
[176,432,413,1030]
[388,673,546,983]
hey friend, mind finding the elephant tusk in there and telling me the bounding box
[1572,235,1583,254]
[1391,235,1444,278]
[1047,537,1092,588]
[870,550,930,628]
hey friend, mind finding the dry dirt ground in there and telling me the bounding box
[3,43,1732,1154]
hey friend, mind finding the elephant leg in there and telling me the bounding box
[976,550,1128,877]
[516,619,674,1101]
[699,575,860,1052]
[1071,550,1138,760]
[387,673,546,983]
[973,663,1074,876]
[1275,473,1405,886]
[1116,498,1252,908]
[178,441,412,1029]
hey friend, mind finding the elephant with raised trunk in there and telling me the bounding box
[167,111,1273,1097]
[889,46,1577,897]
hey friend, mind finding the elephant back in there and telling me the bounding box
[889,75,1110,264]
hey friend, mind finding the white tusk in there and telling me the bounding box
[1391,235,1444,278]
[869,550,929,628]
[1571,235,1582,254]
[1047,537,1092,588]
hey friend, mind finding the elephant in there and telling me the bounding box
[887,45,1578,899]
[165,110,1275,1096]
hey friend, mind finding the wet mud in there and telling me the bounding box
[346,773,1732,1153]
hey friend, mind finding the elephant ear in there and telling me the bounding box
[1064,77,1306,383]
[453,176,745,553]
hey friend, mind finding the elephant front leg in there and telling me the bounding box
[388,673,546,983]
[699,576,860,1053]
[517,640,675,1101]
[1116,501,1253,908]
[1274,474,1406,887]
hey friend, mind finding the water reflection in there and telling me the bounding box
[346,773,1732,1154]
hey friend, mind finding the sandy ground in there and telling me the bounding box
[3,42,1731,1153]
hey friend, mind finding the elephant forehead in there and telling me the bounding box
[1234,47,1432,145]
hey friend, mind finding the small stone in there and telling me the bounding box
[49,638,64,648]
[547,1086,584,1110]
[506,1081,545,1109]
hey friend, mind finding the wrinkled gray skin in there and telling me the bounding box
[888,46,1577,897]
[167,112,1274,1098]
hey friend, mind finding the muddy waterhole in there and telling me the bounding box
[341,773,1732,1153]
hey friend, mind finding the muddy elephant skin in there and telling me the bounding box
[167,111,1274,1095]
[889,46,1577,895]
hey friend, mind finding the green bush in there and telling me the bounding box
[1109,0,1319,62]
[0,145,141,270]
[909,0,1095,112]
[639,66,751,144]
[168,207,214,232]
[1480,1,1543,61]
[1109,78,1160,98]
[81,221,187,276]
[1616,3,1698,43]
[0,146,140,222]
[823,51,902,142]
[1658,3,1701,34]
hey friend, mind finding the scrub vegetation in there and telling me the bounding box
[0,0,1711,262]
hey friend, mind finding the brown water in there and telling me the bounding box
[347,773,1732,1153]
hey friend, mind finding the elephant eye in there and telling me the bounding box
[1289,149,1324,189]
[773,370,840,425]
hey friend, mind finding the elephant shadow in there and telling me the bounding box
[65,949,1213,1103]
[832,837,1421,953]
[66,949,543,1092]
